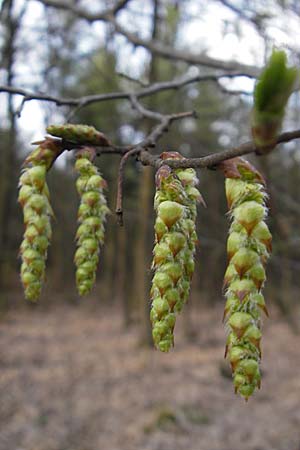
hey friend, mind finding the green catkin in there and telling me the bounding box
[150,152,202,352]
[220,157,272,400]
[46,124,110,147]
[251,49,297,151]
[18,138,63,301]
[74,148,109,296]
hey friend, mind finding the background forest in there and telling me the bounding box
[0,1,300,450]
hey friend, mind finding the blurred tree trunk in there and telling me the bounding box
[114,224,128,321]
[134,166,154,343]
[0,0,20,293]
[133,0,161,345]
[103,160,119,304]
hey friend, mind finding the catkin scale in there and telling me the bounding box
[18,139,63,301]
[74,147,109,296]
[150,152,202,352]
[220,157,271,400]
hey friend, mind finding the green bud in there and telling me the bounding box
[164,288,181,310]
[223,296,240,320]
[251,221,272,251]
[18,185,35,206]
[153,242,171,266]
[22,248,41,264]
[29,216,49,234]
[86,174,106,190]
[161,262,183,285]
[229,346,248,366]
[233,201,265,234]
[246,263,266,289]
[154,217,168,242]
[252,292,269,316]
[243,325,262,351]
[151,297,170,320]
[185,186,202,202]
[81,237,98,254]
[176,168,198,186]
[231,248,259,277]
[25,282,41,301]
[21,270,38,287]
[152,272,173,295]
[26,194,47,214]
[233,373,247,391]
[158,339,172,353]
[28,259,45,277]
[165,232,187,256]
[229,312,252,338]
[227,279,256,301]
[32,235,49,254]
[224,264,238,287]
[238,383,255,400]
[158,201,184,229]
[82,191,101,207]
[26,166,47,190]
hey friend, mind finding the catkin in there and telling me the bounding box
[150,152,202,352]
[46,124,110,147]
[18,139,63,301]
[221,157,272,400]
[74,148,109,296]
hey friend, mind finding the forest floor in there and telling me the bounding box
[0,300,299,450]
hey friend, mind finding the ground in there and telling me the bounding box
[0,302,299,450]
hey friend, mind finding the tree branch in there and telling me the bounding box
[138,129,300,169]
[0,71,255,112]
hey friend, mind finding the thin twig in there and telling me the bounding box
[0,72,256,111]
[115,147,141,225]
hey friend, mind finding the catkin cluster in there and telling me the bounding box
[221,157,272,400]
[150,152,202,352]
[18,139,63,301]
[74,148,109,296]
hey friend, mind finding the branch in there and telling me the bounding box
[0,71,255,112]
[138,129,300,169]
[114,108,197,224]
[34,0,129,20]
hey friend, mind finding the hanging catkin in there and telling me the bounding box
[18,138,63,301]
[74,147,109,296]
[150,152,203,352]
[220,157,272,399]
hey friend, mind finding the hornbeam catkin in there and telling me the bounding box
[150,152,202,352]
[46,124,110,147]
[18,139,63,301]
[221,157,272,400]
[74,148,109,296]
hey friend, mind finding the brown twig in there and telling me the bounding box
[115,147,141,226]
[138,128,300,169]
